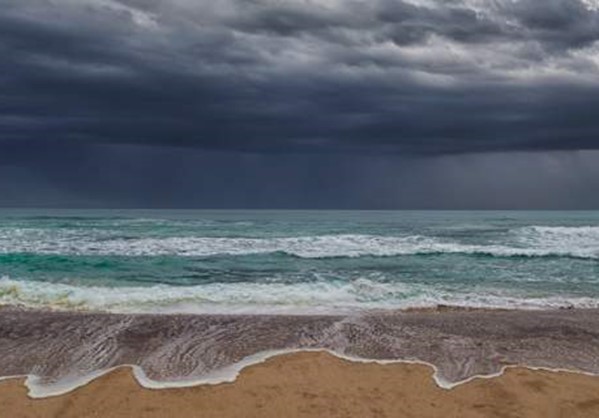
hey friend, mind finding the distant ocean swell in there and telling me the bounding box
[1,210,599,313]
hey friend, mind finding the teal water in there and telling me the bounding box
[0,209,598,313]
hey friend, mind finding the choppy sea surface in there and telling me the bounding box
[1,209,598,314]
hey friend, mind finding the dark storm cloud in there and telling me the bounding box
[1,0,599,156]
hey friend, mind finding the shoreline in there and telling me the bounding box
[5,347,599,399]
[0,301,572,316]
[4,351,599,417]
[3,306,599,399]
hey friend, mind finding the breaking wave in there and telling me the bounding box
[0,228,598,259]
[1,275,596,314]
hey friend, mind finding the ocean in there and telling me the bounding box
[1,209,598,314]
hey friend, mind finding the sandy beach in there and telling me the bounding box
[2,351,599,418]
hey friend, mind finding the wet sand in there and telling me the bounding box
[3,351,599,418]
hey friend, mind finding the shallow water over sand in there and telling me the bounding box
[2,308,599,397]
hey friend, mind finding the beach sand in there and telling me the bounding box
[3,351,599,418]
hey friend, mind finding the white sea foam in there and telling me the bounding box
[6,349,491,398]
[0,231,440,257]
[515,226,599,252]
[14,348,599,398]
[1,275,596,314]
[0,229,598,259]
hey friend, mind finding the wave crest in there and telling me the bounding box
[0,230,598,259]
[1,276,597,314]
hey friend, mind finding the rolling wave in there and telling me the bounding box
[0,228,597,259]
[515,225,599,248]
[0,275,596,314]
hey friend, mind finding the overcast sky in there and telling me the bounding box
[1,0,599,208]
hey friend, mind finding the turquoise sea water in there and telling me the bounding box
[0,209,598,313]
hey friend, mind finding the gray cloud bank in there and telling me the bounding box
[1,0,599,208]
